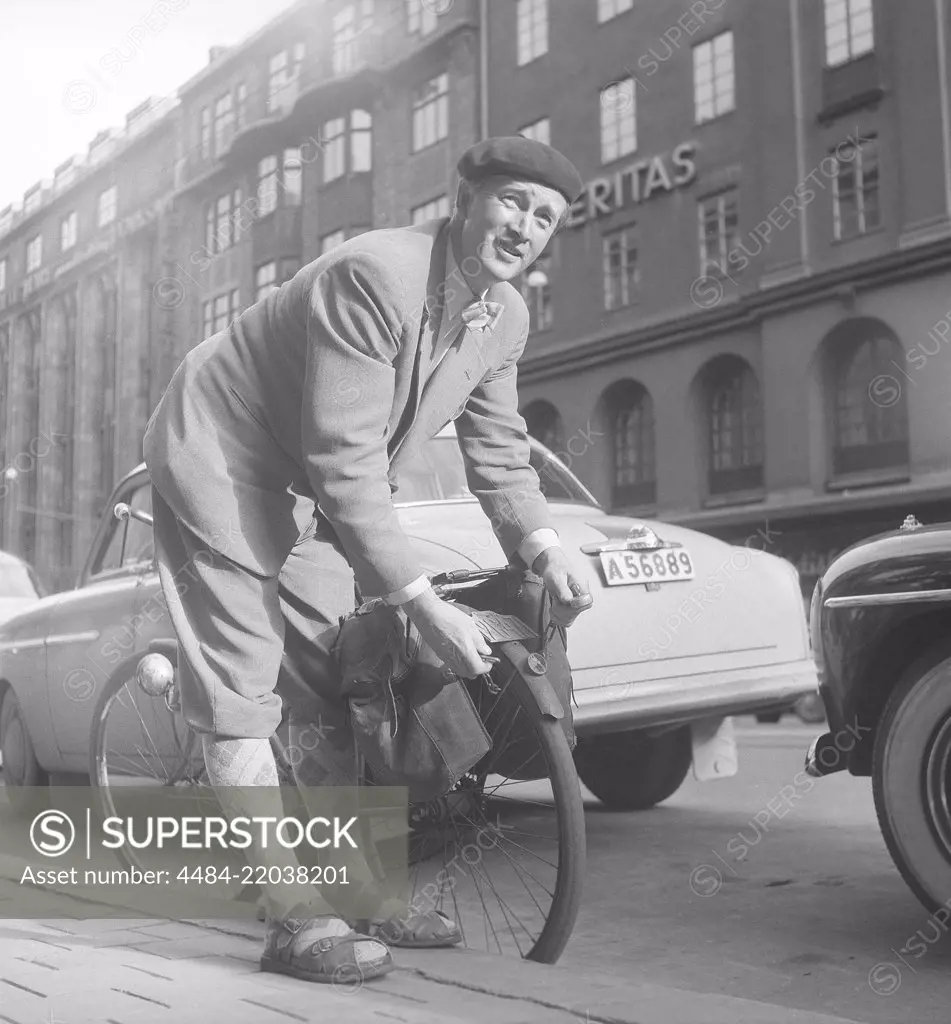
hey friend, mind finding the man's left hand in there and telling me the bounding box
[531,547,594,628]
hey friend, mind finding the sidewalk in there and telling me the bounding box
[0,856,870,1024]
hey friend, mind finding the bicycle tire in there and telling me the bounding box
[361,669,585,964]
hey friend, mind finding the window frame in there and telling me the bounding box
[705,360,764,496]
[693,30,735,125]
[824,0,875,68]
[412,73,450,153]
[602,227,639,311]
[832,132,880,240]
[516,0,549,67]
[599,78,637,164]
[697,188,740,278]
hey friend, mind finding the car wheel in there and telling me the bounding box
[0,687,49,815]
[873,654,951,912]
[755,710,783,724]
[574,727,692,810]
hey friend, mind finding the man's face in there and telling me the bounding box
[458,176,567,286]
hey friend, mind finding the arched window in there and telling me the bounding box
[606,380,656,507]
[523,400,564,454]
[703,356,763,495]
[830,323,909,476]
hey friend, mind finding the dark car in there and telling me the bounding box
[805,512,951,912]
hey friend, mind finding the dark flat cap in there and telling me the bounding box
[457,136,584,204]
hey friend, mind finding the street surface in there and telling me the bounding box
[568,719,949,1024]
[0,720,947,1023]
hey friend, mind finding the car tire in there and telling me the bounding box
[755,710,783,724]
[574,727,692,810]
[0,687,49,815]
[873,654,951,913]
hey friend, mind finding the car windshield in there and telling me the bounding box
[0,554,42,598]
[394,435,597,506]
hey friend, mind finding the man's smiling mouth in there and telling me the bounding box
[496,239,523,259]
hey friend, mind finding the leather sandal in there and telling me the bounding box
[371,907,463,948]
[260,908,393,984]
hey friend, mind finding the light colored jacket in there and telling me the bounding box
[143,217,553,598]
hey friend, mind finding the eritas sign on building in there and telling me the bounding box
[567,142,698,228]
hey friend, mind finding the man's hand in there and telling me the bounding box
[532,547,594,628]
[403,588,495,678]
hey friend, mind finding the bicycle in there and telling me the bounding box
[88,502,586,963]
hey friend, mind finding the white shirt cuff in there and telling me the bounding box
[518,528,561,568]
[384,574,433,606]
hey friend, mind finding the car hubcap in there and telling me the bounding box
[924,715,951,862]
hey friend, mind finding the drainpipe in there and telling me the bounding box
[789,0,810,272]
[936,0,951,219]
[479,0,485,140]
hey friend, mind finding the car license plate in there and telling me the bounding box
[599,548,696,587]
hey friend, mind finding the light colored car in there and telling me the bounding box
[0,550,45,626]
[0,427,817,808]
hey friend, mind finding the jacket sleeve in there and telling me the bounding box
[454,315,557,562]
[302,252,428,598]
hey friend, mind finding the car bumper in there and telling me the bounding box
[571,659,820,737]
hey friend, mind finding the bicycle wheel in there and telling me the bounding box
[361,667,585,964]
[89,653,295,873]
[88,654,214,875]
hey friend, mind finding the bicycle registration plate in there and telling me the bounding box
[599,548,696,586]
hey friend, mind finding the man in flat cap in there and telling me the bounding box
[143,136,593,982]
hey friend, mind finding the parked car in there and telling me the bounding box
[0,426,817,809]
[0,550,45,626]
[806,513,951,913]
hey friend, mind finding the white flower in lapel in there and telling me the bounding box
[461,290,504,333]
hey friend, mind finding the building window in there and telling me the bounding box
[517,0,548,66]
[206,188,243,254]
[213,91,235,156]
[333,2,374,76]
[282,148,303,205]
[824,0,874,67]
[598,0,632,22]
[600,78,636,163]
[267,44,305,113]
[60,211,77,252]
[26,235,42,272]
[519,117,550,146]
[257,156,279,216]
[521,253,553,331]
[832,133,880,239]
[704,357,764,495]
[693,31,735,124]
[412,73,449,152]
[203,288,242,339]
[607,382,656,507]
[831,328,908,476]
[351,109,372,172]
[200,107,211,158]
[236,83,248,128]
[0,258,6,292]
[98,186,117,227]
[603,228,639,310]
[407,0,440,35]
[411,195,450,224]
[255,261,277,301]
[322,118,347,183]
[523,401,564,453]
[321,229,347,254]
[698,189,739,277]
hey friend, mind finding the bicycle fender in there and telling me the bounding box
[497,640,565,720]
